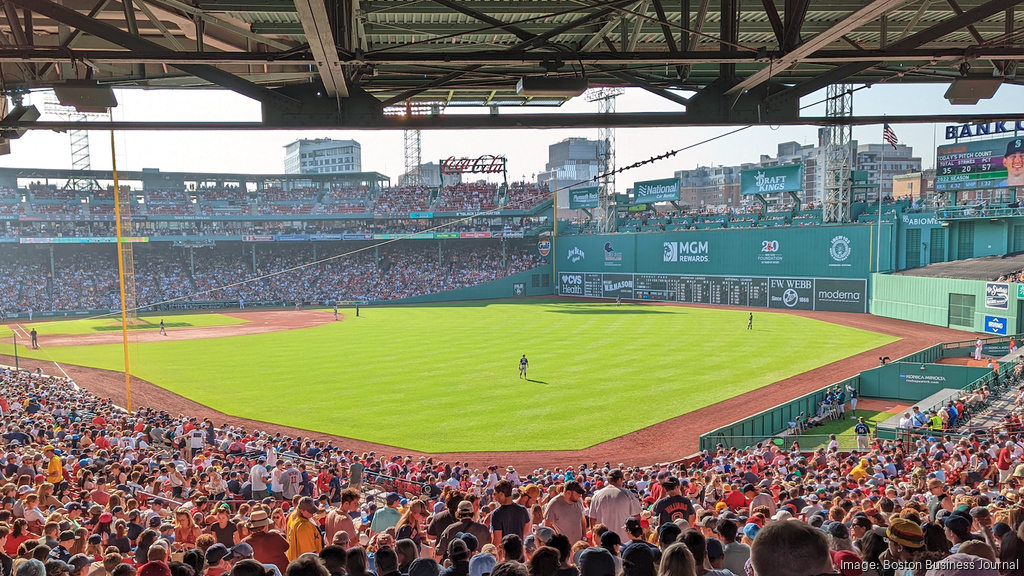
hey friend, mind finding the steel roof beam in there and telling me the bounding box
[5,47,1024,65]
[292,0,346,97]
[379,0,636,107]
[768,0,1024,105]
[5,111,1024,131]
[8,0,303,112]
[724,0,912,98]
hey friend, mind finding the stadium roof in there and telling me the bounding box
[0,0,1022,130]
[894,252,1024,280]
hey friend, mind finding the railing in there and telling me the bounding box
[936,206,1022,220]
[698,374,860,452]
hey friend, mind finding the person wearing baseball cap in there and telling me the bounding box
[651,477,695,527]
[590,470,641,542]
[544,481,586,545]
[285,497,322,561]
[370,493,403,535]
[437,501,490,560]
[205,543,234,576]
[1004,138,1024,187]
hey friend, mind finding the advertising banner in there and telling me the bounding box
[310,234,343,241]
[936,135,1024,191]
[275,234,309,241]
[600,273,634,299]
[769,277,814,310]
[558,235,636,272]
[569,187,599,209]
[740,164,803,196]
[435,232,460,239]
[633,178,680,204]
[19,237,149,244]
[559,272,867,312]
[984,315,1009,335]
[986,282,1010,309]
[459,232,491,239]
[634,227,874,278]
[409,212,434,219]
[341,234,373,241]
[513,283,526,296]
[243,235,275,242]
[813,278,868,313]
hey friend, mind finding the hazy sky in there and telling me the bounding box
[3,82,1022,189]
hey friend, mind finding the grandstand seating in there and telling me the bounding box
[0,243,540,313]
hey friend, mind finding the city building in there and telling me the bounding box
[674,165,748,208]
[856,143,922,200]
[537,137,602,210]
[284,138,362,175]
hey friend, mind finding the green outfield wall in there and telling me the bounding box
[552,226,889,312]
[871,273,1023,334]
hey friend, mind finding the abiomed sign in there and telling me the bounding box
[633,178,680,203]
[740,164,803,196]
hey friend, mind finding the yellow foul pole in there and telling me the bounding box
[109,117,132,411]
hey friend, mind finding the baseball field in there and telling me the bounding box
[0,301,898,452]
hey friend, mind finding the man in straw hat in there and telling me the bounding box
[241,509,289,573]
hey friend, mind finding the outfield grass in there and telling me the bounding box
[0,302,899,452]
[796,410,897,450]
[0,325,10,339]
[24,314,248,335]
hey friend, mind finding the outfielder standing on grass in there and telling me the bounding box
[519,354,529,379]
[333,304,339,321]
[855,417,870,451]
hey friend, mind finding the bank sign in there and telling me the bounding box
[944,121,1024,140]
[633,178,679,204]
[740,164,803,196]
[569,187,599,209]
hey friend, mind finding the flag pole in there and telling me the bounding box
[876,127,885,273]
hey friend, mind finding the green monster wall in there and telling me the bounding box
[553,226,888,312]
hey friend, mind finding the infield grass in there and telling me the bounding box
[0,301,898,452]
[24,314,248,335]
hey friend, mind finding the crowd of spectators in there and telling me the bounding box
[0,242,541,313]
[0,359,1021,576]
[434,185,498,213]
[373,189,431,214]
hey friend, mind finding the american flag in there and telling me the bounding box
[883,123,898,150]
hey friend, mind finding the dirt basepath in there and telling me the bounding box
[3,310,336,347]
[0,306,971,471]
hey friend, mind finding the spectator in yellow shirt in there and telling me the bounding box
[286,497,323,561]
[43,445,64,486]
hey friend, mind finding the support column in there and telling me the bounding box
[190,248,195,277]
[49,245,55,278]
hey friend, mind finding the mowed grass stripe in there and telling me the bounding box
[24,314,249,336]
[0,302,898,452]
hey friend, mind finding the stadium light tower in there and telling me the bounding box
[384,102,444,186]
[586,87,624,233]
[42,94,105,191]
[823,84,854,223]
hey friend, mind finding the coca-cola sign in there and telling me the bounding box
[440,155,506,175]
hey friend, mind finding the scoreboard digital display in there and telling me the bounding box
[936,135,1024,192]
[633,274,769,307]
